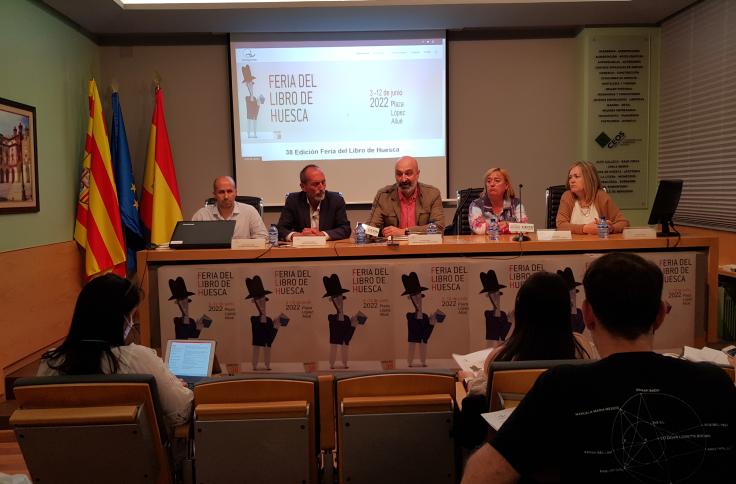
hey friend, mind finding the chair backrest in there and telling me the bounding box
[192,374,321,484]
[486,360,591,411]
[444,188,483,235]
[335,370,457,484]
[545,185,567,229]
[205,195,263,215]
[11,374,171,484]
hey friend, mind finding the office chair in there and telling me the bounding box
[444,188,483,235]
[544,185,567,229]
[11,374,174,484]
[205,195,263,215]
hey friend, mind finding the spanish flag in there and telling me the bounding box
[73,80,127,278]
[140,87,183,245]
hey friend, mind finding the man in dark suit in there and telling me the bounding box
[276,164,351,241]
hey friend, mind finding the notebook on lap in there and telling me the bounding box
[169,220,235,249]
[165,339,217,388]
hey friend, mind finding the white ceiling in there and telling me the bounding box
[41,0,697,39]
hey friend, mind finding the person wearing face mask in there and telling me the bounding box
[276,164,351,241]
[38,274,193,431]
[367,156,445,237]
[556,161,629,234]
[468,168,527,235]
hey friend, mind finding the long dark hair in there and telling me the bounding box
[42,273,141,375]
[494,271,588,362]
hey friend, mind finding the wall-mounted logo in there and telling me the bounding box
[595,130,626,149]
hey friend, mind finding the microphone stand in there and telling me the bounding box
[512,183,530,242]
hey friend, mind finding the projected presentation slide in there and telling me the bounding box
[233,37,445,160]
[230,33,447,204]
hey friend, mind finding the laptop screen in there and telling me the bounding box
[165,340,216,377]
[169,220,235,249]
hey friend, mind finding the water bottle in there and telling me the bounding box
[597,217,609,239]
[427,220,438,235]
[488,218,500,241]
[355,222,366,245]
[268,224,279,246]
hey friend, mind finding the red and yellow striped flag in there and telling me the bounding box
[140,87,183,244]
[73,80,126,278]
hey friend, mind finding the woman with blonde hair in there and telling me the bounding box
[468,168,527,235]
[556,161,629,234]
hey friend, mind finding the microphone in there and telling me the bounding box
[512,183,530,242]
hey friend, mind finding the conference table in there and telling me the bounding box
[136,233,719,370]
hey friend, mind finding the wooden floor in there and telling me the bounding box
[0,430,29,478]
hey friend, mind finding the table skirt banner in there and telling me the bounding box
[157,251,698,371]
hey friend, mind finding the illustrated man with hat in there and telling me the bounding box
[246,275,287,370]
[323,274,367,369]
[169,276,208,339]
[402,271,444,367]
[479,269,511,347]
[242,65,265,138]
[557,267,585,333]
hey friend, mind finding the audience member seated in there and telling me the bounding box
[276,164,351,241]
[458,271,594,449]
[466,271,595,397]
[556,161,629,234]
[38,274,193,431]
[367,155,445,237]
[462,253,736,483]
[192,175,268,239]
[468,168,528,235]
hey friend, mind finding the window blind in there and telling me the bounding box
[659,0,736,231]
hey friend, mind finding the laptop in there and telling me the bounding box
[165,339,217,388]
[169,220,235,249]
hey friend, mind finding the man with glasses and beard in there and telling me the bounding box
[367,156,445,237]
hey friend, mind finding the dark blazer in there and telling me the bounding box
[276,190,351,241]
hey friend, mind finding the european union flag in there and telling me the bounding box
[110,92,144,275]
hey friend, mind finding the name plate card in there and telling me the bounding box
[408,233,443,245]
[292,235,328,247]
[231,238,266,249]
[623,227,657,239]
[536,229,572,241]
[362,224,380,237]
[509,223,535,234]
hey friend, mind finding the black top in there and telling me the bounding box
[492,352,736,483]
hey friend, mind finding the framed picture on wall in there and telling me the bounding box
[0,97,39,214]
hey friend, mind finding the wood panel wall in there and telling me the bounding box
[0,242,83,399]
[679,226,736,264]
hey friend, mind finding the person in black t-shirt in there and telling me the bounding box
[462,252,736,483]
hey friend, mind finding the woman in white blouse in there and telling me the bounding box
[556,161,629,234]
[38,273,193,430]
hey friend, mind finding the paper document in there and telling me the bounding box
[682,346,729,366]
[452,348,493,376]
[481,408,515,431]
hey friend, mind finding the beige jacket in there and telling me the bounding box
[367,182,445,233]
[556,189,629,234]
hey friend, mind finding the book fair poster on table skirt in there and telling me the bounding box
[156,251,699,371]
